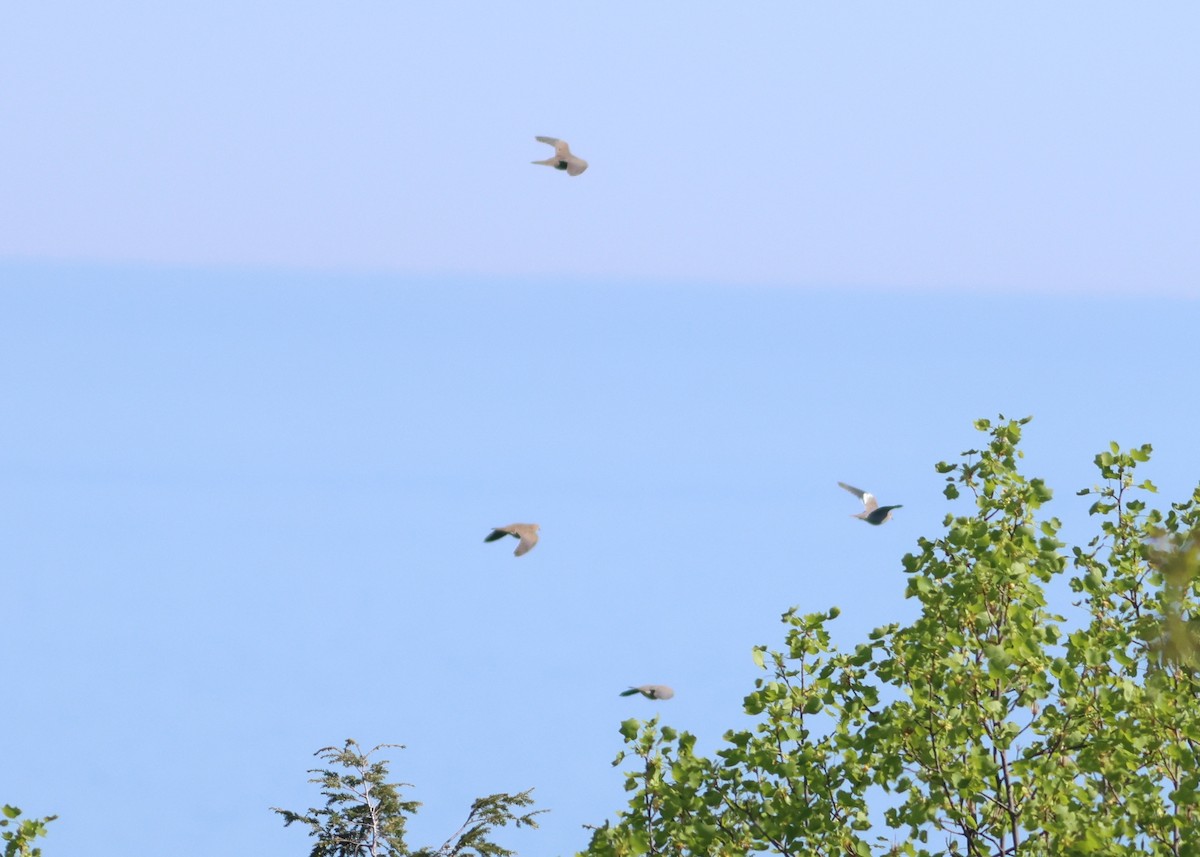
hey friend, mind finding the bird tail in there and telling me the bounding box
[619,688,639,697]
[531,159,555,167]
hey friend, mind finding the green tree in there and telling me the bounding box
[1,805,56,857]
[581,417,1200,856]
[273,739,545,857]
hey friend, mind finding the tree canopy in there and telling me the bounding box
[272,739,544,857]
[581,417,1200,856]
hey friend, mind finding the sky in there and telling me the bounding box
[2,3,1199,857]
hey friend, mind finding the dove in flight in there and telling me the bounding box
[620,685,674,700]
[531,136,588,176]
[838,482,903,525]
[484,523,540,556]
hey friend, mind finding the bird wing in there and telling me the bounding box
[838,481,866,499]
[866,505,901,525]
[838,482,879,512]
[484,528,513,543]
[514,530,538,556]
[495,523,538,556]
[566,157,588,176]
[648,685,674,700]
[536,136,570,157]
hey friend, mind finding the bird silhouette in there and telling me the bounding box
[531,136,588,176]
[838,482,903,525]
[620,685,674,700]
[484,523,540,556]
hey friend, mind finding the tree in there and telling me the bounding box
[1,806,56,857]
[272,739,545,857]
[580,417,1200,856]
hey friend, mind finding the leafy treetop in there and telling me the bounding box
[581,416,1200,857]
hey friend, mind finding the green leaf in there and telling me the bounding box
[619,719,641,742]
[984,644,1013,676]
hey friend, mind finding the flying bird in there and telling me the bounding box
[620,685,674,700]
[531,136,588,176]
[838,482,903,525]
[484,523,540,557]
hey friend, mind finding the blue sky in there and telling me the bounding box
[3,3,1198,292]
[2,3,1199,857]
